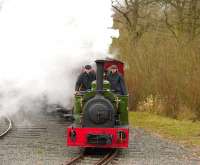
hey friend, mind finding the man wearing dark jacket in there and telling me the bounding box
[107,65,127,95]
[75,65,96,93]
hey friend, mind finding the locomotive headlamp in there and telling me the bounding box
[69,127,77,142]
[117,130,126,143]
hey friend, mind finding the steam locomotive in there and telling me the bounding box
[67,59,129,148]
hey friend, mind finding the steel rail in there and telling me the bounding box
[64,149,117,165]
[0,116,12,138]
[95,149,118,165]
[64,154,84,165]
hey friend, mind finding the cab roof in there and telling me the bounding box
[104,58,125,75]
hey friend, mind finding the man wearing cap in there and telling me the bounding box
[75,65,96,93]
[107,65,127,95]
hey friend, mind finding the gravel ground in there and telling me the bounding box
[118,128,200,165]
[0,111,200,165]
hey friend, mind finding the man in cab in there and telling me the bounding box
[107,65,127,95]
[75,65,96,94]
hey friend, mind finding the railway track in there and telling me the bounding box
[64,149,118,165]
[0,116,12,138]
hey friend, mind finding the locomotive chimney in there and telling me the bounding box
[95,60,105,94]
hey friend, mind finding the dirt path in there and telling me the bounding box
[0,111,200,165]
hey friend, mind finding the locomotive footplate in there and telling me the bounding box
[87,134,112,145]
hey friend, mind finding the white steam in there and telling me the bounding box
[0,0,117,116]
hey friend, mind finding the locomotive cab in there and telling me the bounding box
[67,59,129,148]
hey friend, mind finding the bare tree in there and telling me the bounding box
[111,0,154,46]
[187,0,200,41]
[160,0,200,43]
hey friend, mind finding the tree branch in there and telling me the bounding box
[112,5,132,28]
[163,0,178,9]
[125,0,129,8]
[164,5,178,40]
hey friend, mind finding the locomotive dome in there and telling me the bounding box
[91,80,111,91]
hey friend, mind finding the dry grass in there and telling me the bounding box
[129,111,200,147]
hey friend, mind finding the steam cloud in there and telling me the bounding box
[0,0,117,116]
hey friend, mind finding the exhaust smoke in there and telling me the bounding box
[0,0,118,116]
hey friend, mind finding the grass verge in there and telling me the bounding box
[129,111,200,147]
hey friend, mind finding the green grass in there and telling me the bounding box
[129,112,200,147]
